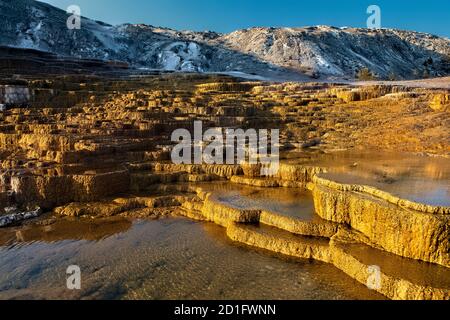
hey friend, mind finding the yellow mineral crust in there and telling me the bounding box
[429,93,450,111]
[1,76,449,300]
[177,181,450,300]
[313,175,450,215]
[260,210,338,238]
[226,224,332,263]
[311,175,450,267]
[200,194,261,227]
[225,224,450,300]
[11,169,130,209]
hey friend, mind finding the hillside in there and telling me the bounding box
[0,0,449,80]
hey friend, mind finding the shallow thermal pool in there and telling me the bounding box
[285,150,450,206]
[198,182,317,220]
[0,216,383,300]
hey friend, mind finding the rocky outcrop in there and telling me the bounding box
[328,85,411,102]
[429,93,450,111]
[55,194,192,218]
[313,175,450,214]
[311,175,450,267]
[0,85,30,105]
[152,163,242,178]
[11,169,130,209]
[184,191,261,227]
[0,207,41,227]
[234,163,324,187]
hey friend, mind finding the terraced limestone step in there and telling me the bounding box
[312,175,450,267]
[226,223,450,300]
[227,223,331,263]
[330,234,450,300]
[179,184,339,238]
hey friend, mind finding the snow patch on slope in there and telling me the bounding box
[1,0,449,80]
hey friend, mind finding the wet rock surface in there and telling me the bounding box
[0,207,42,227]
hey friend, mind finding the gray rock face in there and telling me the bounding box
[1,0,449,80]
[219,26,450,79]
[0,85,30,105]
[0,207,42,227]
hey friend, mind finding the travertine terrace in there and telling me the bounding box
[0,68,449,300]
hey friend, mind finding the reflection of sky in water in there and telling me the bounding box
[381,178,449,207]
[0,218,383,300]
[216,189,316,220]
[323,172,450,206]
[286,150,450,207]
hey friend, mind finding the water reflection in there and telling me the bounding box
[0,217,383,300]
[0,217,132,247]
[285,150,450,206]
[199,182,316,220]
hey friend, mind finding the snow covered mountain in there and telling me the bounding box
[1,0,449,80]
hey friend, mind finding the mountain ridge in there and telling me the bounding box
[1,0,449,80]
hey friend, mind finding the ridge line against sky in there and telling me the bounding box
[39,0,450,38]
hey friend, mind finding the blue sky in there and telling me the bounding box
[40,0,450,37]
